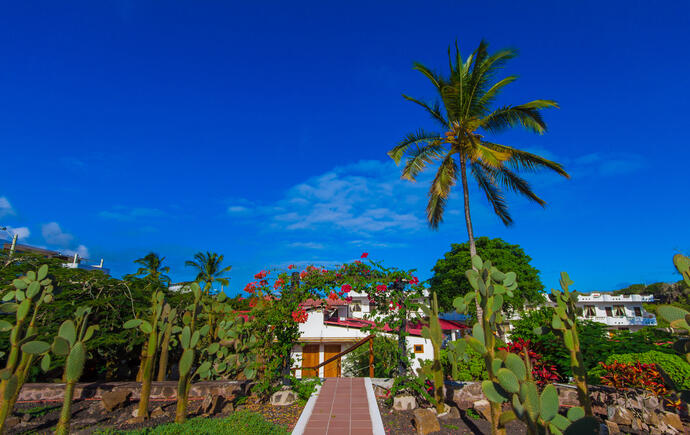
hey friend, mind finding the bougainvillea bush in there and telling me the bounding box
[239,254,425,397]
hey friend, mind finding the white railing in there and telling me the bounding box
[586,316,657,326]
[577,294,654,303]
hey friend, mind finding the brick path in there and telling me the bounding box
[301,378,374,435]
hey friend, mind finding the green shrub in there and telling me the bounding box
[441,345,487,381]
[587,350,690,390]
[289,376,321,401]
[94,411,289,435]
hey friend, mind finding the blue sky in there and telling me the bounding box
[1,1,688,295]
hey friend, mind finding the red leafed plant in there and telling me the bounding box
[499,339,561,386]
[599,361,668,397]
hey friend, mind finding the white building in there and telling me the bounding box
[291,290,466,378]
[576,292,656,331]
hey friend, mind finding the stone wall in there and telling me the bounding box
[447,381,687,435]
[17,380,248,403]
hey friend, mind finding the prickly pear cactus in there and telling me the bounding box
[53,306,98,435]
[124,289,167,419]
[420,292,445,413]
[174,283,214,424]
[0,265,55,432]
[453,256,598,435]
[533,272,592,416]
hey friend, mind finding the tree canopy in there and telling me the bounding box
[430,237,545,312]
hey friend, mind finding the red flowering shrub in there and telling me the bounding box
[291,309,308,323]
[499,339,561,386]
[361,252,368,258]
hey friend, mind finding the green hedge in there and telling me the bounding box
[94,411,289,435]
[588,350,690,390]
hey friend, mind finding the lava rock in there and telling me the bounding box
[393,395,417,411]
[412,408,440,435]
[101,389,132,412]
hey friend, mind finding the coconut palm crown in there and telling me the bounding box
[389,40,569,257]
[185,251,232,293]
[128,252,171,288]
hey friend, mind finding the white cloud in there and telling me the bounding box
[2,226,30,241]
[41,222,74,246]
[269,160,426,235]
[64,245,90,259]
[227,205,250,214]
[99,207,165,221]
[0,197,15,217]
[288,241,325,249]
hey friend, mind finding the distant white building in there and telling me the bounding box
[505,292,657,335]
[291,290,467,378]
[576,292,656,331]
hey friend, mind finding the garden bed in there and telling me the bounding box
[5,396,303,434]
[376,397,526,435]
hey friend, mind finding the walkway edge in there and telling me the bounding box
[291,384,320,435]
[364,377,385,435]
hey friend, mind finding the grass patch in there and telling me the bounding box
[443,423,459,430]
[22,404,60,417]
[94,411,289,435]
[465,408,481,420]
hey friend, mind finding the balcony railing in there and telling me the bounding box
[586,316,657,326]
[577,294,654,303]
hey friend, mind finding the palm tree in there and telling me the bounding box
[129,252,171,289]
[389,41,569,316]
[185,251,232,294]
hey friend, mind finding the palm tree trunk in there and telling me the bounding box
[459,157,483,322]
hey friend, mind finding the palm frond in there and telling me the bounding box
[388,129,442,165]
[412,62,444,90]
[479,163,546,207]
[401,142,445,181]
[426,154,458,228]
[402,94,448,128]
[483,142,569,178]
[480,100,558,134]
[471,164,512,226]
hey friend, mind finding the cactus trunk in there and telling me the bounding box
[174,375,190,423]
[54,381,76,435]
[157,324,172,382]
[570,347,592,415]
[138,348,155,419]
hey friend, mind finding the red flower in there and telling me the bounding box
[248,299,257,308]
[328,291,338,301]
[341,284,352,293]
[244,282,257,293]
[300,270,307,279]
[274,278,284,290]
[410,276,419,285]
[354,260,362,265]
[376,284,387,293]
[254,270,268,279]
[291,309,308,323]
[288,264,295,270]
[361,252,368,258]
[345,296,353,303]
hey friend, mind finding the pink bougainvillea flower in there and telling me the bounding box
[254,270,268,279]
[259,279,268,287]
[288,264,295,270]
[354,260,362,265]
[300,270,307,279]
[274,278,284,290]
[244,281,257,293]
[410,276,419,285]
[291,309,308,323]
[361,252,368,258]
[376,284,387,293]
[345,296,353,303]
[341,284,352,293]
[248,299,257,308]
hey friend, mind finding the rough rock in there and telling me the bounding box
[607,406,633,426]
[222,402,234,414]
[605,420,620,434]
[643,395,660,410]
[452,382,483,409]
[21,413,31,422]
[270,389,298,406]
[4,416,20,428]
[151,406,166,419]
[131,408,139,418]
[661,411,684,432]
[412,408,440,435]
[438,405,460,420]
[472,399,492,421]
[393,395,418,411]
[201,394,227,415]
[101,389,132,412]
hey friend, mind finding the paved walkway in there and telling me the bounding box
[298,378,379,435]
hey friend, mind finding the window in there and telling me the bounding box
[613,305,625,317]
[605,307,613,317]
[584,306,596,317]
[634,307,642,317]
[350,303,361,312]
[414,344,424,353]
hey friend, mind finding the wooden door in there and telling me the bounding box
[323,344,341,377]
[301,344,320,378]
